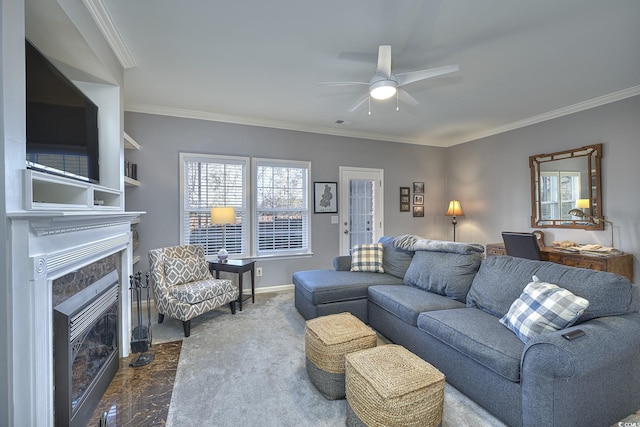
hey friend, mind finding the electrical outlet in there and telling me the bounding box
[256,267,263,277]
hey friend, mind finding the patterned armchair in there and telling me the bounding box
[148,244,239,337]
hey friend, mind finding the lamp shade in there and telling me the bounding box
[445,200,464,217]
[370,80,397,100]
[576,199,590,209]
[210,207,235,225]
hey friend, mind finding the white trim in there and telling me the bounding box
[126,86,640,148]
[255,284,294,294]
[82,0,137,69]
[454,86,640,146]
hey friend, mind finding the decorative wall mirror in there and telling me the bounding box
[530,144,603,229]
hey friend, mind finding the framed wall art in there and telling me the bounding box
[413,182,425,194]
[413,206,424,217]
[413,194,424,205]
[400,187,410,212]
[314,182,337,213]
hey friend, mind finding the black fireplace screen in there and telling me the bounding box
[54,269,119,427]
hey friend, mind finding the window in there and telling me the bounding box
[254,159,310,256]
[540,171,580,220]
[180,153,311,258]
[180,154,248,257]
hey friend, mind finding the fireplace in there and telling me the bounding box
[54,268,119,426]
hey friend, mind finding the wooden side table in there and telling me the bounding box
[208,259,255,311]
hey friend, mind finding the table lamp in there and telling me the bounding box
[211,207,235,262]
[445,200,464,242]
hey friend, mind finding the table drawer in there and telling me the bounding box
[562,256,607,271]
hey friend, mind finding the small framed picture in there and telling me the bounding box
[314,182,338,213]
[400,187,410,211]
[413,182,425,194]
[413,206,424,217]
[413,194,424,205]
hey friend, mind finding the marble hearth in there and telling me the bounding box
[7,211,140,426]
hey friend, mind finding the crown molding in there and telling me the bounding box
[452,85,640,146]
[126,86,640,149]
[82,0,137,69]
[124,103,441,146]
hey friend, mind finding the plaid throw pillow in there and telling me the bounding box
[500,276,589,343]
[350,243,384,273]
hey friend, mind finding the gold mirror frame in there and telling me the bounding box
[530,144,604,229]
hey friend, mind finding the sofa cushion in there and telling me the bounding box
[368,285,465,326]
[169,278,235,304]
[467,256,639,321]
[417,308,525,382]
[403,250,483,302]
[378,236,414,279]
[164,255,211,287]
[500,276,590,343]
[351,243,384,273]
[293,270,404,305]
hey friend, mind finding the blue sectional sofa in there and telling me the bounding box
[293,236,640,426]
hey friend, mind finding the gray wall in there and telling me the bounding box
[447,95,640,280]
[125,94,640,287]
[124,112,448,287]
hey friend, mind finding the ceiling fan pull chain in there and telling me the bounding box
[368,95,371,115]
[396,92,399,111]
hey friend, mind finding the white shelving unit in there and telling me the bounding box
[24,169,122,211]
[124,132,140,187]
[125,132,141,264]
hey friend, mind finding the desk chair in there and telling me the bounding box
[501,232,542,260]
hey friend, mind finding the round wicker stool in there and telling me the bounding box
[345,344,445,427]
[305,312,377,400]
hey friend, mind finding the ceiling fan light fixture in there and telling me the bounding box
[369,80,397,100]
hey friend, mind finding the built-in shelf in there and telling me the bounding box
[124,176,140,187]
[124,132,140,150]
[133,255,141,264]
[25,169,122,211]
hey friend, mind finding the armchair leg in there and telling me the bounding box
[182,320,191,338]
[230,300,237,314]
[158,313,165,324]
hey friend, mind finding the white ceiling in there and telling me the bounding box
[87,1,640,146]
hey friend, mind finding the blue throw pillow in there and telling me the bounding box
[500,276,589,343]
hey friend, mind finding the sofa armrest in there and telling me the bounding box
[333,255,352,271]
[520,313,640,426]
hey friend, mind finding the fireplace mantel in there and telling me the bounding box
[8,210,142,426]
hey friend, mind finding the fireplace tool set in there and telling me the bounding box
[129,271,154,367]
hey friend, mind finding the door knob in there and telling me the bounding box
[343,230,349,234]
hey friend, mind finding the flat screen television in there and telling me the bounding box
[25,40,100,183]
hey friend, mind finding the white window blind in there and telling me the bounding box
[254,159,310,256]
[181,154,248,257]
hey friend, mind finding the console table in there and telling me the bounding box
[486,243,634,282]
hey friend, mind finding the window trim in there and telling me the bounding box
[252,157,312,257]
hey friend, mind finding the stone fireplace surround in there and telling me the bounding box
[7,210,139,426]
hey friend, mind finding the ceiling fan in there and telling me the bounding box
[320,45,459,113]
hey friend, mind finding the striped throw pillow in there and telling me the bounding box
[500,276,589,343]
[350,243,384,273]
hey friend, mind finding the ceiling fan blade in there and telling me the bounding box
[347,94,369,113]
[376,45,392,78]
[318,81,369,87]
[398,89,419,106]
[396,64,459,86]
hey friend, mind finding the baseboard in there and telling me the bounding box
[255,284,294,294]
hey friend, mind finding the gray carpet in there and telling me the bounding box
[150,290,639,427]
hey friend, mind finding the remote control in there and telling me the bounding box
[562,329,585,340]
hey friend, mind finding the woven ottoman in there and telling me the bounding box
[345,344,446,427]
[305,312,377,400]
